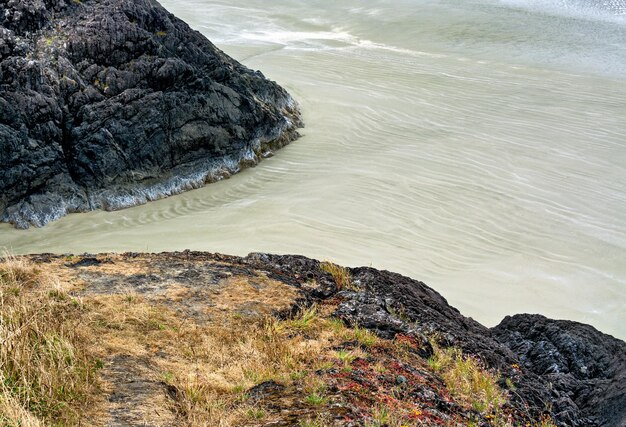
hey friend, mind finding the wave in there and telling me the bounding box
[237,27,447,60]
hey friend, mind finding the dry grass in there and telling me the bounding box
[299,413,333,427]
[428,344,507,419]
[536,416,559,427]
[0,387,44,427]
[0,257,98,425]
[365,404,406,427]
[159,305,349,425]
[320,262,354,290]
[0,255,559,427]
[0,256,307,426]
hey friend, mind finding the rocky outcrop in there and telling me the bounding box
[243,253,626,427]
[0,0,302,228]
[492,315,626,427]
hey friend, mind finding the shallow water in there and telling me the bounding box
[1,0,625,339]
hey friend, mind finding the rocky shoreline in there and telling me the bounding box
[0,0,302,229]
[10,251,625,427]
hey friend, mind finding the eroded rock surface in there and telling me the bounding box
[492,314,626,427]
[0,0,302,228]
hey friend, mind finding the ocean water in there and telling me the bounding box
[1,0,625,339]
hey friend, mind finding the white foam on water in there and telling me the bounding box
[239,29,358,45]
[237,26,446,59]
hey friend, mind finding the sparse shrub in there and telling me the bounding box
[304,393,327,406]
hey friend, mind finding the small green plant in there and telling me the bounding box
[336,349,356,364]
[314,360,334,371]
[536,416,559,427]
[387,303,411,322]
[290,370,308,381]
[48,289,68,300]
[299,415,330,427]
[370,405,390,426]
[327,318,347,333]
[303,375,327,395]
[505,377,516,391]
[366,404,404,427]
[304,393,327,406]
[246,408,266,420]
[351,324,379,347]
[284,305,318,331]
[5,287,20,297]
[231,384,245,394]
[336,349,359,372]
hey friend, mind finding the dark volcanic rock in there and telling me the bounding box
[301,264,625,427]
[492,314,626,427]
[337,267,517,367]
[0,0,302,228]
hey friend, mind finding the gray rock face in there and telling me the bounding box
[492,314,626,427]
[0,0,302,228]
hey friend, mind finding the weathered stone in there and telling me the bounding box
[0,0,302,228]
[308,264,625,427]
[492,314,626,427]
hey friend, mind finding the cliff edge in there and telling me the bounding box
[0,0,302,228]
[1,252,623,426]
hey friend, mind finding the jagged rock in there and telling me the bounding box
[346,267,515,368]
[492,314,626,427]
[0,0,302,228]
[334,289,411,339]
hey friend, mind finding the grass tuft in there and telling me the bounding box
[428,343,507,417]
[350,324,379,347]
[320,262,355,290]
